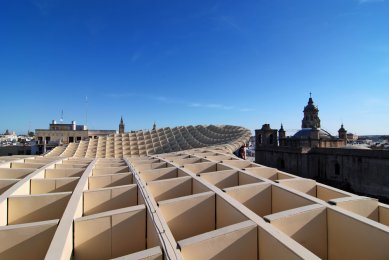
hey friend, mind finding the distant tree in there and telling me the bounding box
[28,131,34,137]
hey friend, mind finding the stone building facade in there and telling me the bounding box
[35,120,116,154]
[255,95,389,202]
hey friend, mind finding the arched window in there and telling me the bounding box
[335,162,340,175]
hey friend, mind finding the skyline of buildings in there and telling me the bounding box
[2,93,389,139]
[3,91,389,137]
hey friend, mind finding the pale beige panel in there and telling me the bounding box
[62,159,92,165]
[206,155,237,162]
[139,167,178,182]
[199,170,238,189]
[0,219,58,260]
[191,152,218,158]
[111,246,162,260]
[265,205,327,259]
[178,220,257,260]
[138,190,146,205]
[0,158,63,226]
[0,179,19,195]
[316,184,351,202]
[30,179,55,194]
[272,186,314,214]
[8,192,72,224]
[327,208,389,259]
[92,166,130,176]
[379,204,389,226]
[245,167,278,181]
[216,196,248,228]
[330,197,379,221]
[13,180,30,196]
[94,163,127,168]
[0,168,35,179]
[221,160,255,169]
[216,163,233,171]
[24,158,58,164]
[55,164,88,169]
[83,184,138,216]
[74,215,111,260]
[224,183,272,217]
[30,177,79,194]
[146,212,161,249]
[132,159,161,166]
[238,172,262,186]
[45,168,84,178]
[258,227,308,260]
[111,207,146,258]
[11,162,46,169]
[159,192,215,241]
[59,162,89,167]
[276,171,296,180]
[177,168,189,177]
[277,179,317,197]
[0,201,6,227]
[148,176,192,202]
[182,162,217,174]
[88,173,133,189]
[192,179,210,194]
[136,163,168,171]
[171,158,202,167]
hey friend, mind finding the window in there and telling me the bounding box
[69,136,74,143]
[257,134,262,145]
[335,162,340,175]
[269,134,274,144]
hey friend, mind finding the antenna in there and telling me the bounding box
[60,110,63,122]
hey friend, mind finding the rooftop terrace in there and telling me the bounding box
[0,124,388,259]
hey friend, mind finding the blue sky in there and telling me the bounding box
[1,0,388,135]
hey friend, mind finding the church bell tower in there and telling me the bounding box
[302,93,321,129]
[119,116,125,134]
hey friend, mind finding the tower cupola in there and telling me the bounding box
[301,93,321,129]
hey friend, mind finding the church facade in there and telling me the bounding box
[255,95,389,202]
[256,95,347,150]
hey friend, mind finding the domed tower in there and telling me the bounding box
[338,124,347,140]
[301,93,321,129]
[119,116,125,134]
